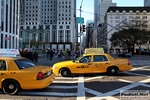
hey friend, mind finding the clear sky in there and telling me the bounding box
[76,0,144,24]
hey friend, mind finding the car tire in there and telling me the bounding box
[2,80,20,95]
[60,68,71,77]
[107,67,119,76]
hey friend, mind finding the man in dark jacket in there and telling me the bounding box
[49,49,54,60]
[33,51,38,63]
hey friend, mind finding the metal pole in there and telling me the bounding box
[80,0,83,56]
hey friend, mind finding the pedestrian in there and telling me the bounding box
[22,49,33,62]
[49,49,54,60]
[73,51,77,59]
[58,50,63,59]
[33,51,38,63]
[46,49,50,59]
[63,50,67,60]
[67,49,71,60]
[76,50,80,58]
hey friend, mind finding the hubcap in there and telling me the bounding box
[9,84,14,90]
[63,71,67,76]
[111,69,115,73]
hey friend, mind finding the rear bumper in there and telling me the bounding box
[21,73,55,90]
[120,65,133,72]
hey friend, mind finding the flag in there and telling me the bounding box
[5,37,10,40]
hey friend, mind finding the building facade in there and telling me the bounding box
[144,0,150,7]
[99,0,116,23]
[20,0,76,51]
[86,22,94,48]
[0,0,20,49]
[98,7,150,53]
[94,0,101,28]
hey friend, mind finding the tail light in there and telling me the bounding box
[37,72,44,80]
[128,60,131,65]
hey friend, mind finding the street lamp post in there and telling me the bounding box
[79,0,83,56]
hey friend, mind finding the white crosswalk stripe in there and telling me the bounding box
[130,60,150,66]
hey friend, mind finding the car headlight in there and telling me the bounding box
[52,65,58,69]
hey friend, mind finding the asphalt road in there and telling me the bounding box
[0,54,150,100]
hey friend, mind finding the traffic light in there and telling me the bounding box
[80,25,83,32]
[82,25,86,32]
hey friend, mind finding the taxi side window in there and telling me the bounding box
[79,56,91,63]
[94,55,108,62]
[0,60,6,70]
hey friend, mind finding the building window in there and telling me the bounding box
[142,16,147,19]
[115,16,120,19]
[135,16,140,19]
[115,20,120,23]
[59,26,63,29]
[129,16,134,19]
[129,11,133,14]
[66,26,70,29]
[122,16,127,19]
[122,11,126,14]
[136,11,140,15]
[110,16,113,19]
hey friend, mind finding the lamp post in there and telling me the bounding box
[79,0,83,56]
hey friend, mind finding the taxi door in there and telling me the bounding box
[92,55,110,73]
[73,56,92,74]
[0,60,7,88]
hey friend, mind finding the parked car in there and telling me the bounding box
[0,57,55,95]
[118,52,132,58]
[52,53,132,77]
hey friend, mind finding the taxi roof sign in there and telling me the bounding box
[84,48,104,54]
[0,49,21,57]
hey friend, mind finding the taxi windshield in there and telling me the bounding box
[75,55,83,62]
[14,59,35,69]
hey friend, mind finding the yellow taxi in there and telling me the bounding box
[53,53,132,77]
[0,49,55,95]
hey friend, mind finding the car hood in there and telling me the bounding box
[53,60,74,67]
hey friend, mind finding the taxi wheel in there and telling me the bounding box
[2,80,20,95]
[60,68,71,77]
[107,67,118,76]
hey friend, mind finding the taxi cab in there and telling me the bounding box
[53,53,132,77]
[0,49,55,95]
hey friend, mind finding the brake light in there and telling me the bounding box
[37,72,44,80]
[128,60,131,65]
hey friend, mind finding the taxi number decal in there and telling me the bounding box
[77,65,88,68]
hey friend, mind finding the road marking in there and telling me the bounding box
[18,91,77,96]
[85,66,150,100]
[84,87,103,96]
[118,79,134,83]
[87,76,150,100]
[55,76,79,80]
[77,75,85,100]
[53,80,78,83]
[131,66,150,70]
[84,76,103,81]
[47,85,78,89]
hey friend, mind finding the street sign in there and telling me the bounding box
[77,17,84,24]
